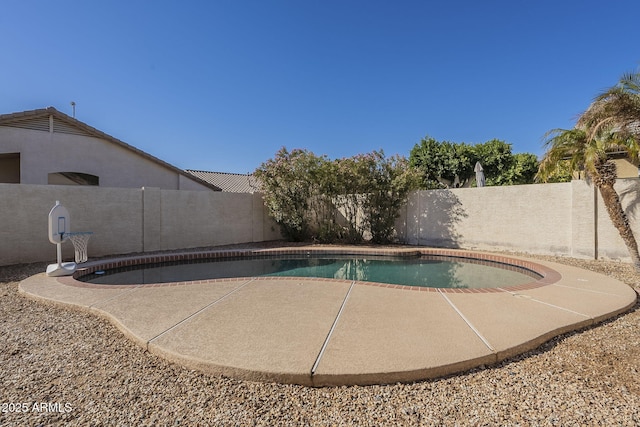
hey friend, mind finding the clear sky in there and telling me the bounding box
[2,1,639,174]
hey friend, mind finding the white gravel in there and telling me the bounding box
[1,252,639,426]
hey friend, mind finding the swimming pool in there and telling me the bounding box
[79,252,542,289]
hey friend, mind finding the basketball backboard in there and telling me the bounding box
[48,201,70,244]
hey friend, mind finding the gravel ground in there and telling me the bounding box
[1,250,639,426]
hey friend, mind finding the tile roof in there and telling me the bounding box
[185,170,261,193]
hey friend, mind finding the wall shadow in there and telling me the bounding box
[410,189,468,248]
[616,179,640,221]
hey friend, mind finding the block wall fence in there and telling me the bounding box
[394,179,640,262]
[1,179,639,266]
[0,185,281,266]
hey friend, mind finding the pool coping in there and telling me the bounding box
[19,246,637,387]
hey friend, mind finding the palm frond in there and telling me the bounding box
[537,128,588,182]
[618,71,640,93]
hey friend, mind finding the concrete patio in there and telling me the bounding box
[19,250,637,387]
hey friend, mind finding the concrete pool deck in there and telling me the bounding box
[19,247,637,387]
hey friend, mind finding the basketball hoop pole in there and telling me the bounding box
[55,231,65,267]
[56,238,62,267]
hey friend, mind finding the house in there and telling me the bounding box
[609,152,640,179]
[0,107,220,191]
[185,170,260,193]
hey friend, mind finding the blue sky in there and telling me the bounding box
[2,1,639,173]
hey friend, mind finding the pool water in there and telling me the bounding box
[81,255,540,289]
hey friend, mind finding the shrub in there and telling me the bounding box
[254,148,320,241]
[255,148,419,244]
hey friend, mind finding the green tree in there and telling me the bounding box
[501,153,540,185]
[409,137,479,188]
[451,142,477,185]
[472,139,514,186]
[537,71,640,271]
[409,137,538,187]
[409,137,451,189]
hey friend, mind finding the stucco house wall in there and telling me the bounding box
[613,158,639,179]
[0,108,217,191]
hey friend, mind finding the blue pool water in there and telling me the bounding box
[81,254,540,289]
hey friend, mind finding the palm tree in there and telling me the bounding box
[579,72,640,141]
[537,72,640,272]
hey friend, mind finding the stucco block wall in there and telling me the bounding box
[596,179,640,260]
[0,184,280,266]
[0,184,143,265]
[149,190,255,251]
[2,180,639,266]
[397,179,640,262]
[570,180,597,259]
[399,183,572,254]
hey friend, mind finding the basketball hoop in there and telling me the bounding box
[46,201,93,276]
[65,232,93,263]
[46,201,76,276]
